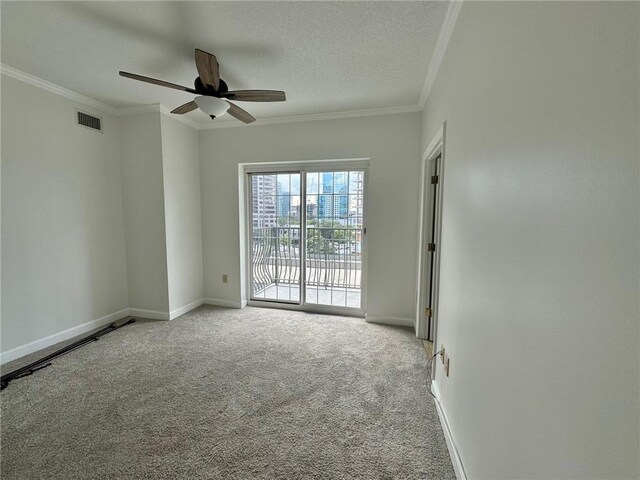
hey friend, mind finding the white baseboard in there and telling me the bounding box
[169,298,204,320]
[0,308,130,365]
[128,308,169,321]
[203,297,244,309]
[431,380,467,480]
[1,300,209,364]
[365,315,414,327]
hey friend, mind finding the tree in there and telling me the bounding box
[277,215,300,226]
[306,228,335,255]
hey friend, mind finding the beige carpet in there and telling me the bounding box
[1,306,454,479]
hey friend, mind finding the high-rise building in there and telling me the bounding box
[318,172,332,219]
[348,171,364,227]
[318,172,349,219]
[277,181,291,218]
[306,201,318,219]
[251,175,277,228]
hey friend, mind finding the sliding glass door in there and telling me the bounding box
[248,167,365,312]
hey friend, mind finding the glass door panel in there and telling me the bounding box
[249,173,301,303]
[304,170,364,308]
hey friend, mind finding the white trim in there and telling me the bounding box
[365,315,414,327]
[416,124,446,340]
[1,63,119,115]
[238,163,249,309]
[2,4,461,133]
[422,123,446,162]
[241,160,369,316]
[418,1,464,109]
[431,380,468,480]
[0,308,130,365]
[203,297,244,309]
[128,308,170,320]
[118,103,200,130]
[3,38,459,130]
[242,158,370,174]
[0,300,211,364]
[199,104,421,130]
[1,64,421,130]
[169,298,204,320]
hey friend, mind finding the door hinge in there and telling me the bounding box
[363,227,367,235]
[431,175,439,185]
[427,243,436,252]
[425,307,433,318]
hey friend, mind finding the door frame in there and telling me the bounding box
[241,158,369,317]
[416,124,446,341]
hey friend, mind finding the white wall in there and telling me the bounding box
[1,75,128,353]
[0,80,201,357]
[119,112,169,316]
[119,111,202,319]
[422,2,639,478]
[200,113,421,321]
[160,114,203,316]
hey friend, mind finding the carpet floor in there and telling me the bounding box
[1,306,455,479]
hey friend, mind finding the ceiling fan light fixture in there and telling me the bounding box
[120,48,281,124]
[194,96,229,117]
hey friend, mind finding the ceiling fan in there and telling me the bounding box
[119,48,286,124]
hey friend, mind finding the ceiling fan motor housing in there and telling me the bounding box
[194,77,228,96]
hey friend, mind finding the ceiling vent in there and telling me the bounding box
[76,110,102,132]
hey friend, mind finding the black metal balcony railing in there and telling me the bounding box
[251,227,362,295]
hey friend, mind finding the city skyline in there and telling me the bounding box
[252,171,364,228]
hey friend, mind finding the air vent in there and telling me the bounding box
[76,110,102,132]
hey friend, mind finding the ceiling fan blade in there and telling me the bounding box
[119,71,196,93]
[195,48,220,91]
[223,90,286,102]
[171,101,198,115]
[225,101,256,124]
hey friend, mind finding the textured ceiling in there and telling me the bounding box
[1,1,449,124]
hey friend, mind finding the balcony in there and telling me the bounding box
[251,227,362,308]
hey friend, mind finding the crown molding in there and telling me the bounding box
[198,103,422,130]
[108,103,200,129]
[1,63,420,130]
[418,0,463,109]
[1,63,119,115]
[3,26,457,133]
[0,66,200,130]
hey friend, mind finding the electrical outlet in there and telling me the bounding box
[222,274,228,283]
[444,355,450,377]
[440,344,445,364]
